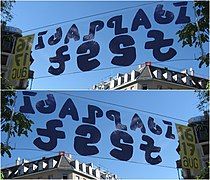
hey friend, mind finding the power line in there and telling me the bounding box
[50,91,188,123]
[32,58,208,80]
[8,147,177,170]
[22,1,163,33]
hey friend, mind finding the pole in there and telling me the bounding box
[177,167,181,180]
[29,78,34,90]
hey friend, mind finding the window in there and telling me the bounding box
[1,54,8,66]
[63,175,68,179]
[142,84,147,90]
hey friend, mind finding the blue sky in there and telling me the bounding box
[2,1,208,179]
[7,0,209,89]
[1,90,202,179]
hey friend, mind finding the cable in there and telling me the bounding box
[31,58,208,80]
[22,1,163,33]
[50,91,188,123]
[7,147,177,170]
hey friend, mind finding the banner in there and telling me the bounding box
[33,2,191,76]
[176,124,200,170]
[18,91,177,166]
[10,34,35,80]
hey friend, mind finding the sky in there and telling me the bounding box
[6,0,209,90]
[1,1,209,179]
[1,90,203,179]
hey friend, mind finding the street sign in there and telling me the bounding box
[10,34,35,80]
[176,124,200,170]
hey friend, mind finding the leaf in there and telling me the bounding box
[9,99,14,106]
[197,9,201,16]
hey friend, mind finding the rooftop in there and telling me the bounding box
[1,152,118,179]
[92,62,209,90]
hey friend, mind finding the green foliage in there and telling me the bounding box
[176,1,209,68]
[196,162,209,179]
[1,90,34,158]
[1,0,15,24]
[0,171,4,180]
[196,82,209,113]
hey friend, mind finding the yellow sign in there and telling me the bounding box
[176,124,200,170]
[10,34,35,80]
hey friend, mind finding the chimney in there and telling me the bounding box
[16,157,21,165]
[80,163,86,173]
[92,85,97,89]
[22,159,29,164]
[110,79,117,89]
[93,168,100,178]
[86,164,93,175]
[73,160,79,170]
[131,70,138,81]
[65,153,72,159]
[189,68,194,76]
[145,61,152,66]
[124,73,130,83]
[59,151,65,156]
[117,76,124,86]
[181,69,188,74]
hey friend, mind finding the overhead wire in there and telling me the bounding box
[4,147,177,170]
[15,1,207,81]
[22,1,163,33]
[1,1,205,175]
[31,58,208,80]
[50,90,189,123]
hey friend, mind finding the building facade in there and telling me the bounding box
[1,152,118,179]
[92,62,208,90]
[1,26,34,89]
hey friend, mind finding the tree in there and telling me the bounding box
[1,1,35,158]
[1,0,15,25]
[196,162,209,179]
[196,87,209,113]
[1,90,34,158]
[176,1,209,68]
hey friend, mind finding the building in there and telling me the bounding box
[1,26,34,89]
[92,62,208,90]
[1,152,118,179]
[176,112,209,179]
